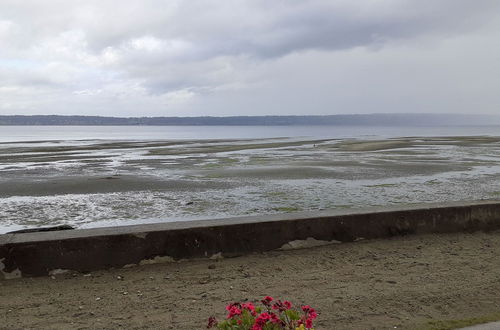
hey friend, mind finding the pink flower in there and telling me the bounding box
[242,302,257,316]
[254,312,271,326]
[226,302,241,311]
[261,296,274,306]
[270,312,282,325]
[272,300,286,312]
[211,297,317,329]
[258,312,271,321]
[226,306,242,319]
[272,299,293,312]
[302,305,312,313]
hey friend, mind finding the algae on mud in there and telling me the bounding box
[1,135,500,232]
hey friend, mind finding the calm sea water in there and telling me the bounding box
[1,125,500,142]
[1,125,500,233]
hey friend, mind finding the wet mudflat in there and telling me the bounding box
[1,135,500,232]
[2,231,500,329]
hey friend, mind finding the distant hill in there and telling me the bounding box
[1,114,499,126]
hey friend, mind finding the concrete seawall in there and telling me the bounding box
[1,200,500,279]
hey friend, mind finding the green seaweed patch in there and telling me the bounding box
[204,173,224,178]
[199,158,239,169]
[148,139,331,156]
[201,163,222,169]
[490,191,500,196]
[219,157,239,164]
[247,156,270,164]
[424,311,500,330]
[365,183,398,188]
[336,139,414,152]
[273,206,301,212]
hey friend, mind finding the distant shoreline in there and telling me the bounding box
[1,113,500,126]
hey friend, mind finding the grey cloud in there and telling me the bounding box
[1,0,500,115]
[4,1,500,58]
[101,1,500,58]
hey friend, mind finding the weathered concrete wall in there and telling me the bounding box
[1,200,500,278]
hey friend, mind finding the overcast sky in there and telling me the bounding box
[1,0,500,117]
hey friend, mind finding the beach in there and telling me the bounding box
[2,132,500,233]
[2,230,500,329]
[4,2,500,329]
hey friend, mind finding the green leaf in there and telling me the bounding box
[285,309,300,321]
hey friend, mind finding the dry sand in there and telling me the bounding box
[2,231,500,330]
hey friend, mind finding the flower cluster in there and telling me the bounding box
[207,296,317,330]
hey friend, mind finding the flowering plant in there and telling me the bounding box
[207,296,317,330]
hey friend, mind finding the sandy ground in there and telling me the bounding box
[2,231,500,330]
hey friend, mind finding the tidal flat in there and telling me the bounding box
[1,135,500,232]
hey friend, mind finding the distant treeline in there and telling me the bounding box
[1,114,499,126]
